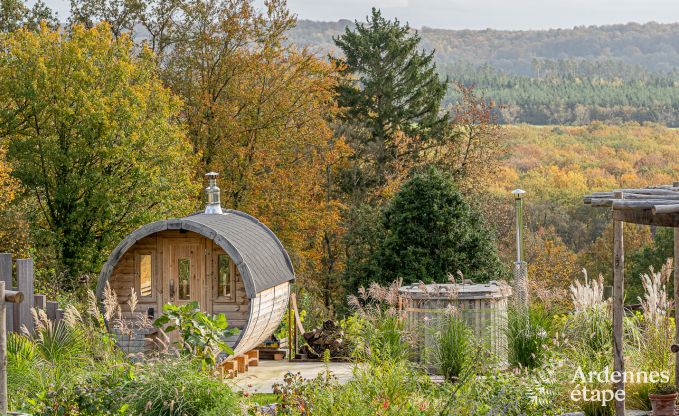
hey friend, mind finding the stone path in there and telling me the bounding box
[230,360,354,394]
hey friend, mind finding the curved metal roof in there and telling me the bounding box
[96,210,295,299]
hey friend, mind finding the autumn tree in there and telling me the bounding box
[333,8,449,199]
[0,145,26,256]
[161,1,349,300]
[0,0,56,32]
[525,227,580,309]
[0,24,196,288]
[69,0,143,37]
[376,84,507,198]
[579,222,653,300]
[445,84,507,191]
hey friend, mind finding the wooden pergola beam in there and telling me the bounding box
[584,182,679,416]
[653,204,679,215]
[612,209,679,228]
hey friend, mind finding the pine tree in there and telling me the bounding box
[333,8,449,197]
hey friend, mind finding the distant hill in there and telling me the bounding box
[289,20,679,125]
[290,20,679,74]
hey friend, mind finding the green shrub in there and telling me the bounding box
[651,382,677,395]
[626,381,652,411]
[372,167,506,286]
[505,305,551,369]
[10,320,101,407]
[578,400,615,416]
[125,358,239,416]
[8,297,131,414]
[366,312,410,363]
[9,293,241,415]
[264,357,571,416]
[429,313,472,382]
[565,306,611,356]
[7,332,37,394]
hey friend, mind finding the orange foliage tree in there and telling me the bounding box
[0,145,26,256]
[158,0,351,298]
[525,227,580,309]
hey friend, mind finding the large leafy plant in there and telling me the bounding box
[154,301,238,368]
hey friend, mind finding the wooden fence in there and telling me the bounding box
[0,253,63,333]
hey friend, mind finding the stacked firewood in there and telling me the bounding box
[299,320,350,359]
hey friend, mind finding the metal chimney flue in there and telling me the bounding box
[511,188,528,306]
[205,172,223,214]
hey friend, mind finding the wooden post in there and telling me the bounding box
[287,302,292,360]
[34,294,46,311]
[674,226,679,390]
[0,254,11,334]
[46,301,58,321]
[16,259,34,332]
[288,296,295,360]
[612,191,625,416]
[0,281,6,414]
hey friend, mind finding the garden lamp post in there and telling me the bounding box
[512,189,528,305]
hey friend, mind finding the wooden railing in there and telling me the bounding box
[0,253,63,333]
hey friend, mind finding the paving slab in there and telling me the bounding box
[230,360,354,394]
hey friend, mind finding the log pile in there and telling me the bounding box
[299,320,350,359]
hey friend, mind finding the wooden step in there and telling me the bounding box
[218,360,238,379]
[246,349,259,367]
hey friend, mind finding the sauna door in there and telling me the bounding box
[163,239,204,307]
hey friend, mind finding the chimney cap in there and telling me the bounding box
[512,189,526,198]
[205,172,223,214]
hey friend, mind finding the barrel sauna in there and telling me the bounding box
[96,173,294,357]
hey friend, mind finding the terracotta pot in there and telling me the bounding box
[649,392,677,416]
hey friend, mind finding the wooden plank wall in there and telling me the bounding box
[401,294,510,365]
[108,233,251,328]
[231,282,289,357]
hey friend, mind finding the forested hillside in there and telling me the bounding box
[489,123,679,303]
[291,20,679,125]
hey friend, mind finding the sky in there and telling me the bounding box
[39,0,679,30]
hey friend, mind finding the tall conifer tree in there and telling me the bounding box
[333,8,449,196]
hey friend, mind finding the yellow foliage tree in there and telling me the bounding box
[0,145,27,256]
[525,227,580,309]
[0,24,197,286]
